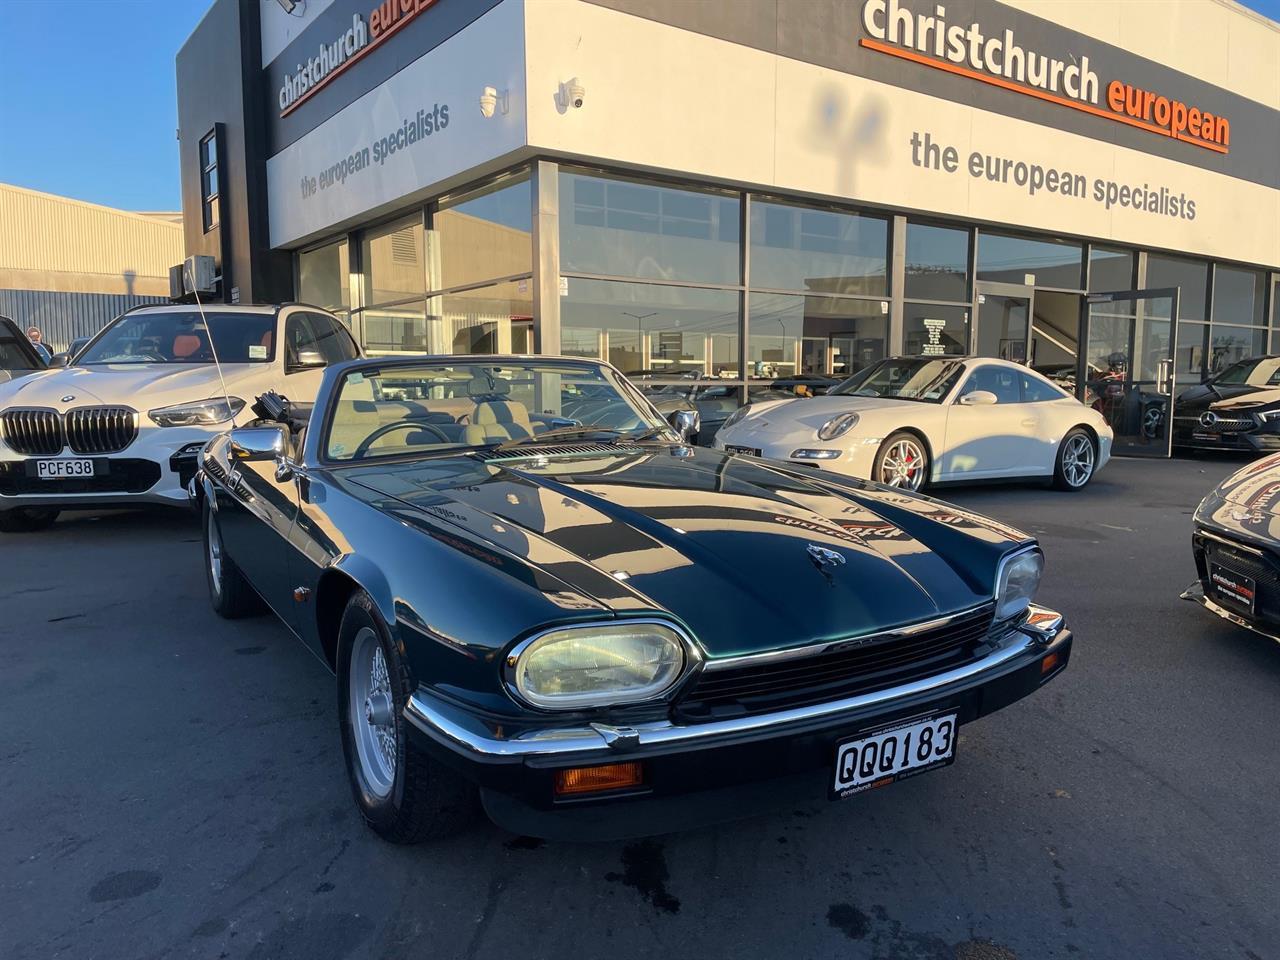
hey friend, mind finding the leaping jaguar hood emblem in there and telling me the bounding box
[806,543,846,569]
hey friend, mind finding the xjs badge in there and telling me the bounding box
[806,544,846,569]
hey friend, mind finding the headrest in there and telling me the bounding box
[173,334,202,358]
[467,376,511,398]
[260,331,274,350]
[474,400,531,427]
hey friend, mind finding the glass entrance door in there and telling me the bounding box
[974,283,1033,362]
[1084,288,1180,458]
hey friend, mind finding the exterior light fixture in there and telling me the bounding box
[479,86,508,118]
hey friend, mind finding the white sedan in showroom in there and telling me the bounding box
[715,356,1112,491]
[0,302,358,532]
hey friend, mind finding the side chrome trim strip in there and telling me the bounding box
[403,604,1065,763]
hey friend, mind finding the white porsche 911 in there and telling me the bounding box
[714,356,1113,491]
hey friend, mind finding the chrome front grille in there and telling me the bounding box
[1175,415,1257,434]
[65,407,137,454]
[0,409,63,455]
[1,406,137,455]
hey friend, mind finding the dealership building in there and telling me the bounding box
[176,0,1279,454]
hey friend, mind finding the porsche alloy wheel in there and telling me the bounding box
[350,626,397,799]
[1054,429,1096,491]
[875,433,928,492]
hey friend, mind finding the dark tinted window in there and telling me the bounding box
[959,365,1021,403]
[1020,370,1067,402]
[0,333,39,370]
[287,312,358,367]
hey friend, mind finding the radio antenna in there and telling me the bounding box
[185,263,236,424]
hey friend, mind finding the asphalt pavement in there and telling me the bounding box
[2,455,1278,960]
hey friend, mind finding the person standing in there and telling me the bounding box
[25,326,52,363]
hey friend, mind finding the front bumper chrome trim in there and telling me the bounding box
[404,604,1066,764]
[1181,580,1280,645]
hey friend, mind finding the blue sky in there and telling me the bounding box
[1,0,1278,213]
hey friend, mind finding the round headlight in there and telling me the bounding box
[817,412,860,441]
[721,404,751,431]
[510,622,687,710]
[995,549,1043,621]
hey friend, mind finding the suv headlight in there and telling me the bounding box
[148,397,245,427]
[721,404,751,431]
[509,622,689,710]
[817,412,859,441]
[995,548,1044,621]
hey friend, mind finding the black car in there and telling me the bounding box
[1172,357,1280,453]
[196,354,1071,842]
[1184,451,1280,643]
[0,314,47,385]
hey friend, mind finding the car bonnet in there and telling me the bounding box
[341,447,1029,658]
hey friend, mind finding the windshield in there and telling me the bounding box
[1213,358,1280,387]
[78,311,276,365]
[327,360,668,461]
[830,358,964,403]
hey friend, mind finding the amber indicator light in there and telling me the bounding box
[1041,652,1061,675]
[554,762,643,796]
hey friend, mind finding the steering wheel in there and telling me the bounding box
[353,420,453,458]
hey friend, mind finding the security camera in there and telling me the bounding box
[479,86,498,119]
[565,77,585,109]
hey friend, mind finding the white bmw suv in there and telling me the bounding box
[0,303,359,532]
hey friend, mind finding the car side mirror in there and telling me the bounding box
[228,424,288,462]
[48,354,70,368]
[668,408,700,440]
[290,348,327,371]
[959,390,999,406]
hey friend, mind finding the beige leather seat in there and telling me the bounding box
[463,398,534,444]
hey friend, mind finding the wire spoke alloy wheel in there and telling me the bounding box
[880,438,925,491]
[350,627,397,799]
[1061,434,1095,488]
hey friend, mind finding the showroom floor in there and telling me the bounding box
[2,456,1277,960]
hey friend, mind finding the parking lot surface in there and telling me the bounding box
[3,456,1278,960]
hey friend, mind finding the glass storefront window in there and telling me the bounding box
[1146,254,1208,321]
[1207,325,1266,374]
[1212,265,1266,327]
[977,232,1082,289]
[432,176,532,290]
[1089,246,1134,292]
[904,222,969,301]
[560,278,740,377]
[297,240,350,315]
[362,299,428,355]
[362,215,424,307]
[427,280,533,355]
[559,170,740,284]
[749,200,888,296]
[904,303,970,356]
[748,293,887,377]
[1174,321,1208,385]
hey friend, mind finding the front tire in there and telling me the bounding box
[336,590,475,844]
[0,507,59,532]
[873,432,929,491]
[1054,428,1097,491]
[203,501,263,618]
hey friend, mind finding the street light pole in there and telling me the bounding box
[622,311,657,367]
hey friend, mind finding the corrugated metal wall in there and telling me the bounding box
[0,184,183,281]
[0,290,167,352]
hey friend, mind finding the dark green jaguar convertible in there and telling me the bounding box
[196,355,1071,842]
